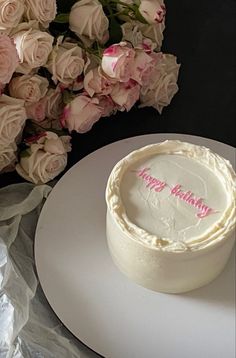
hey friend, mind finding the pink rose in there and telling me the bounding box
[136,38,156,54]
[44,88,63,120]
[0,34,19,84]
[25,97,47,122]
[84,66,114,97]
[96,95,116,117]
[101,42,135,82]
[61,95,102,133]
[110,80,140,111]
[131,50,158,86]
[139,0,166,24]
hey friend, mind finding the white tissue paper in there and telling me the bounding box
[0,183,98,358]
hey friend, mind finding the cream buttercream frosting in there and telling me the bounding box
[106,140,236,253]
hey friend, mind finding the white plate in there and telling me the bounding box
[35,134,236,358]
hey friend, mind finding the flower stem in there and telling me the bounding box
[76,41,102,60]
[107,0,135,11]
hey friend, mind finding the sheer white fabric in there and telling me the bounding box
[0,183,97,358]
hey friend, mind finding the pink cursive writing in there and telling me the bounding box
[137,167,167,192]
[135,168,216,219]
[171,184,214,218]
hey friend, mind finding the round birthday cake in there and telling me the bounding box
[105,140,236,293]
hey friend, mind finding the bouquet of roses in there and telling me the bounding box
[0,0,180,184]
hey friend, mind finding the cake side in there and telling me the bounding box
[106,209,235,293]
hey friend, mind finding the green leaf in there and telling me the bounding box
[133,5,148,24]
[62,90,76,104]
[20,149,31,158]
[53,13,70,23]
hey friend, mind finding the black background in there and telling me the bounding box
[1,0,235,188]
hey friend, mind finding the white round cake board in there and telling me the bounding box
[35,134,235,358]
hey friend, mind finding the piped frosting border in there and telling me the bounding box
[106,140,236,252]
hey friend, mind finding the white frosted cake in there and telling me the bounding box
[105,140,236,293]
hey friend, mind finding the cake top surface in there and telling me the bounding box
[106,140,236,252]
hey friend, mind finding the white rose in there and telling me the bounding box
[121,22,145,48]
[0,94,27,147]
[24,0,57,28]
[16,147,68,184]
[9,74,49,102]
[39,132,68,155]
[121,22,156,52]
[47,39,84,85]
[36,131,72,153]
[139,0,166,24]
[16,132,71,184]
[140,54,180,114]
[0,0,24,34]
[131,50,157,85]
[0,142,17,173]
[69,0,109,46]
[12,21,54,74]
[138,22,165,51]
[140,73,179,113]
